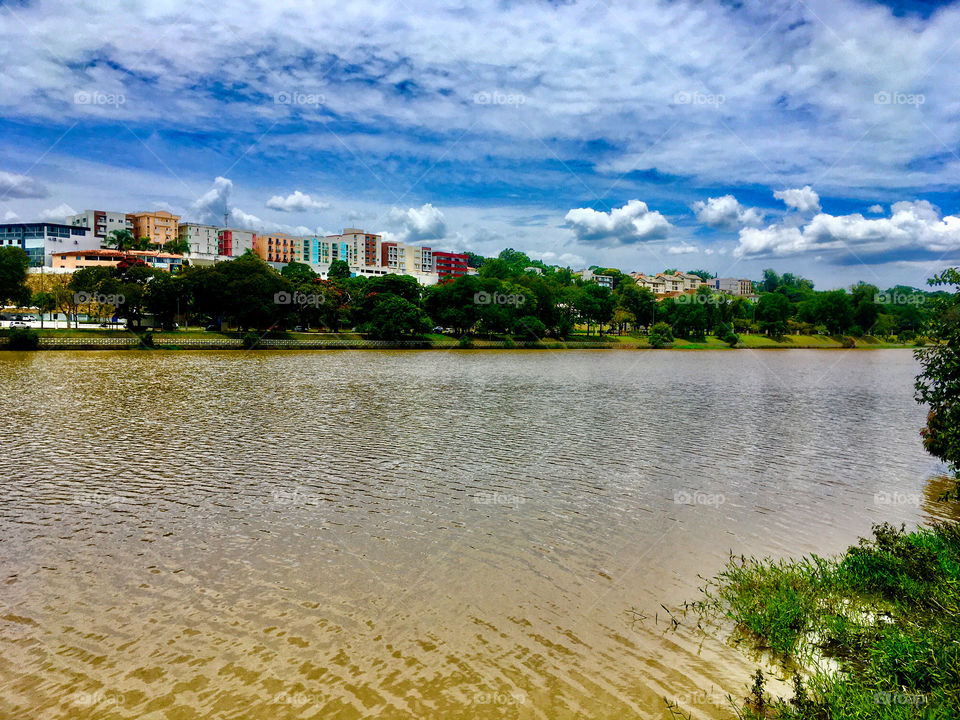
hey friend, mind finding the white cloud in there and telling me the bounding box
[734,200,960,260]
[382,203,447,243]
[0,171,48,199]
[189,176,264,228]
[266,190,330,213]
[565,200,671,245]
[667,244,698,254]
[774,186,821,213]
[38,203,77,222]
[692,195,763,229]
[868,204,884,214]
[530,249,585,267]
[3,210,19,221]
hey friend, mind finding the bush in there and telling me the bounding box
[242,331,261,349]
[140,331,154,348]
[648,322,674,348]
[840,335,856,348]
[515,315,547,340]
[6,327,40,350]
[457,335,473,348]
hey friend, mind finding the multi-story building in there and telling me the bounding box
[319,228,382,267]
[0,222,99,266]
[129,210,180,246]
[710,278,754,296]
[66,210,135,242]
[178,223,219,264]
[254,232,301,264]
[51,249,184,273]
[217,228,255,258]
[433,251,469,280]
[381,241,433,274]
[576,268,615,288]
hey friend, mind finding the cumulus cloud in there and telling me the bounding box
[189,176,264,228]
[565,200,671,245]
[530,250,586,267]
[734,200,960,262]
[38,203,77,222]
[266,190,330,213]
[667,244,699,254]
[382,203,447,243]
[3,210,19,221]
[692,195,763,229]
[868,204,884,214]
[774,186,821,213]
[0,171,48,199]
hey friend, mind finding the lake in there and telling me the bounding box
[0,349,947,719]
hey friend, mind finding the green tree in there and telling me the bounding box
[915,268,960,488]
[31,290,57,329]
[161,238,190,255]
[104,228,136,251]
[686,269,712,281]
[648,321,673,348]
[756,292,791,338]
[0,246,30,307]
[362,294,431,339]
[328,259,351,280]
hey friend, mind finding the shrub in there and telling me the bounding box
[6,327,40,350]
[648,322,674,348]
[515,315,547,341]
[140,331,154,348]
[457,335,473,348]
[242,331,261,349]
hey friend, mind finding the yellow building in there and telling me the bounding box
[130,210,180,246]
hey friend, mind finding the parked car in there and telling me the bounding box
[204,324,221,332]
[9,320,30,329]
[432,326,444,333]
[293,325,306,332]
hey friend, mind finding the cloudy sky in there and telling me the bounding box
[1,0,959,288]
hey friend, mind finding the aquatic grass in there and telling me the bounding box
[693,522,960,719]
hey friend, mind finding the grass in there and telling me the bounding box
[690,522,960,718]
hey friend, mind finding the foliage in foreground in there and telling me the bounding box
[692,522,960,719]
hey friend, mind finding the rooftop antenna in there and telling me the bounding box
[224,208,229,228]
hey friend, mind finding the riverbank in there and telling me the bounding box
[0,328,921,351]
[688,520,960,719]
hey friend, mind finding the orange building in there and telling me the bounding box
[51,249,184,273]
[129,210,180,246]
[254,232,301,264]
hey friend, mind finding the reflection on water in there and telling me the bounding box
[0,349,945,718]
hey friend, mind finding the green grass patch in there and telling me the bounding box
[691,522,960,718]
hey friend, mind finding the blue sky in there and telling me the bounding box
[1,0,959,289]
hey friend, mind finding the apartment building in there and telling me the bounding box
[433,251,469,280]
[576,268,615,288]
[381,241,433,274]
[631,272,703,295]
[254,232,301,264]
[130,210,180,246]
[710,278,754,296]
[0,222,98,266]
[178,223,219,263]
[51,249,184,273]
[217,228,255,258]
[66,210,134,241]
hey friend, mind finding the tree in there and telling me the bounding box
[104,229,136,251]
[162,238,190,255]
[362,294,431,339]
[0,246,30,307]
[687,269,712,281]
[465,252,486,270]
[915,268,960,489]
[515,315,546,340]
[328,259,351,280]
[756,292,791,338]
[31,291,57,329]
[648,322,673,348]
[280,262,317,284]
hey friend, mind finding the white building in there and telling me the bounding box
[0,222,98,267]
[179,223,220,264]
[710,278,754,296]
[66,210,134,243]
[576,269,614,288]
